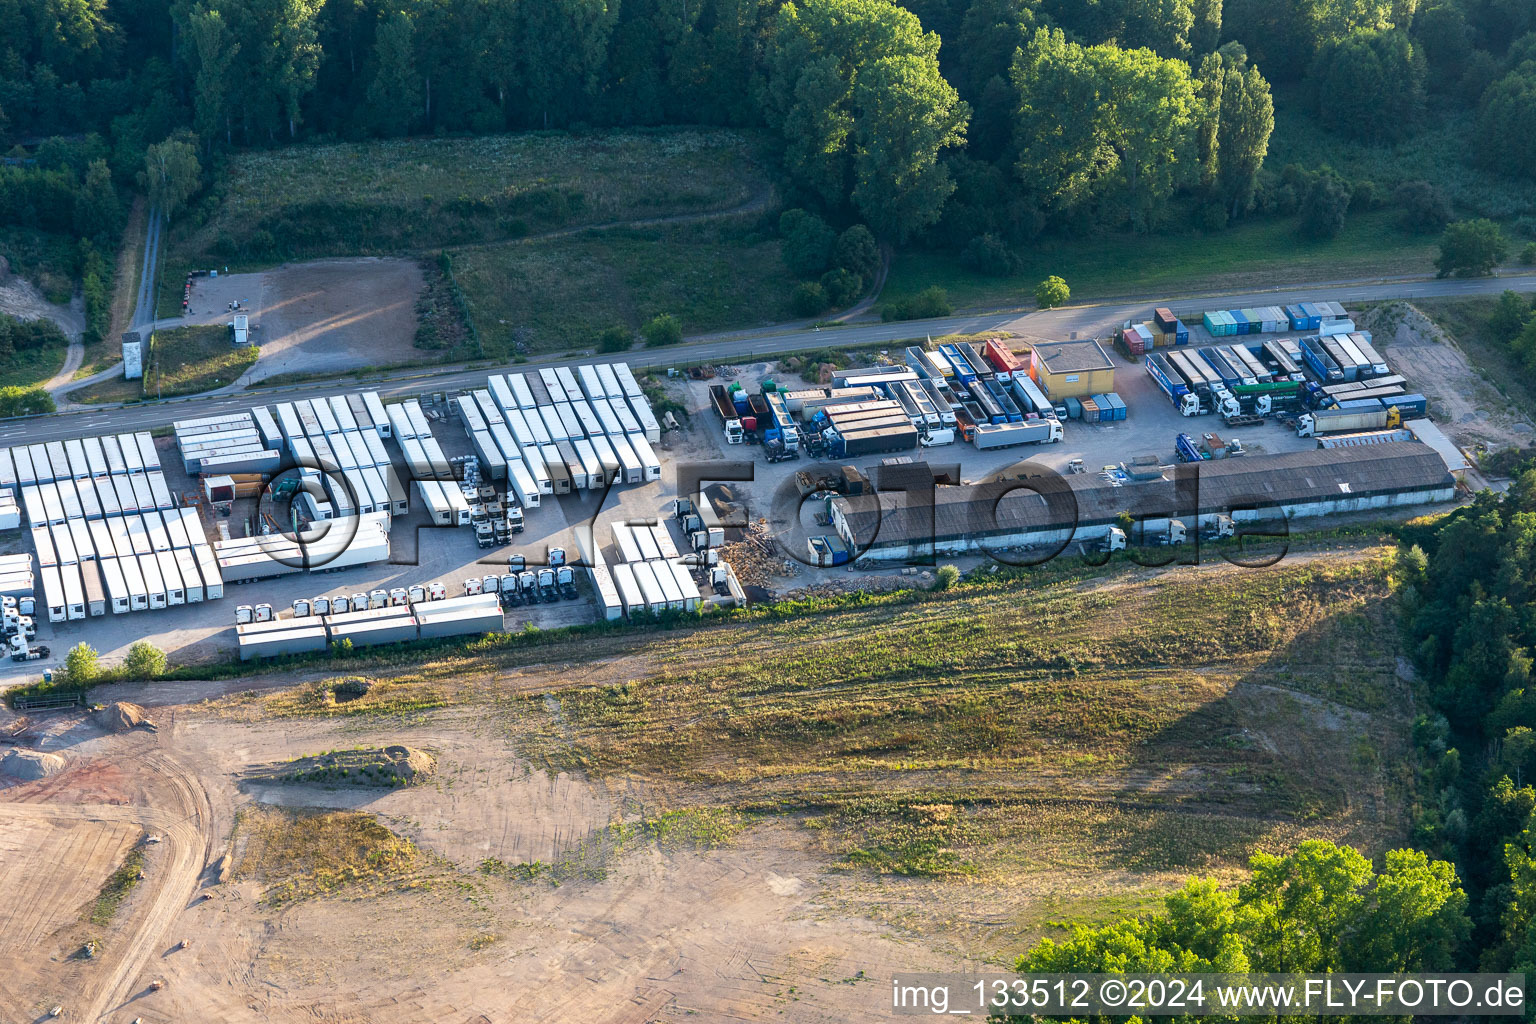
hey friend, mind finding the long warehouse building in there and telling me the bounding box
[829,444,1457,561]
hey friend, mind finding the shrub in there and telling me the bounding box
[834,224,879,280]
[1435,219,1509,278]
[933,565,961,591]
[1034,275,1070,309]
[960,233,1015,277]
[1490,291,1534,341]
[791,282,828,317]
[1299,173,1351,239]
[641,313,683,347]
[779,209,837,277]
[819,268,862,307]
[1522,243,1536,266]
[881,286,952,322]
[597,325,632,353]
[1394,181,1452,234]
[123,641,167,679]
[0,386,55,417]
[63,643,100,685]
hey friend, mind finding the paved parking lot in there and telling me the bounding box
[0,342,1364,682]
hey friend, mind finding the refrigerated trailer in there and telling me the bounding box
[61,562,86,620]
[40,564,66,622]
[121,552,149,610]
[176,547,204,602]
[100,556,130,613]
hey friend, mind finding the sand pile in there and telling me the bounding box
[0,748,66,779]
[96,701,154,733]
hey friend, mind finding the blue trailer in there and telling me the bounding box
[937,344,979,384]
[1147,353,1199,416]
[984,378,1024,422]
[1197,347,1245,388]
[1384,393,1428,417]
[1298,337,1344,382]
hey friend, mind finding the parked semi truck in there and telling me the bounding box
[1146,353,1200,416]
[1295,402,1403,437]
[709,385,743,444]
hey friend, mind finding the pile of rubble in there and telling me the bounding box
[788,572,930,599]
[716,519,800,588]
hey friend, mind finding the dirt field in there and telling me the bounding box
[0,535,1416,1023]
[1362,302,1536,452]
[176,257,424,384]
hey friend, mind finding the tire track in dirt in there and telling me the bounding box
[0,745,213,1022]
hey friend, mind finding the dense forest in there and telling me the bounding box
[2,0,1535,274]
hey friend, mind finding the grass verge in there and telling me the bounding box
[884,209,1439,311]
[0,340,67,388]
[70,324,255,403]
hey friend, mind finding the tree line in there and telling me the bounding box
[1,0,1532,257]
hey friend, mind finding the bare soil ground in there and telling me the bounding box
[1363,301,1536,451]
[0,254,84,337]
[177,257,424,384]
[0,541,1414,1023]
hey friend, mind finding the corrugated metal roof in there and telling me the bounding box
[839,444,1454,545]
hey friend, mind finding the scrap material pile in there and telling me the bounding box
[716,519,798,587]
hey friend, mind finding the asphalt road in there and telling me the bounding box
[10,269,1536,446]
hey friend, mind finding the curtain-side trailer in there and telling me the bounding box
[80,559,106,616]
[556,441,589,490]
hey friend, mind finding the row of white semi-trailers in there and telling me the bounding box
[38,544,225,622]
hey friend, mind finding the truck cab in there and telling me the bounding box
[520,571,539,602]
[475,521,494,548]
[537,567,557,601]
[506,506,525,534]
[557,565,577,599]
